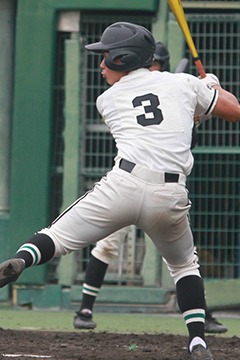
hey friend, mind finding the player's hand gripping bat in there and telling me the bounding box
[167,0,206,78]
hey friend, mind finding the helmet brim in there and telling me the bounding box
[85,42,109,53]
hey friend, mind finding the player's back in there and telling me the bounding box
[97,68,209,175]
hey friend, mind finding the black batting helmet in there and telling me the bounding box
[153,41,170,71]
[85,22,156,71]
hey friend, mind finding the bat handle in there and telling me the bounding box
[193,57,206,78]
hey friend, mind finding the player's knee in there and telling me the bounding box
[92,246,118,264]
[166,257,201,284]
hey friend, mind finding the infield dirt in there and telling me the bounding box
[0,329,239,359]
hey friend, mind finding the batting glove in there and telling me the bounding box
[199,73,220,88]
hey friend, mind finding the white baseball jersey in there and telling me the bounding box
[97,68,218,176]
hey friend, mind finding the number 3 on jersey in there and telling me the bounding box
[132,93,163,127]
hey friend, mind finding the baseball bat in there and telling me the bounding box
[167,0,206,78]
[175,58,189,73]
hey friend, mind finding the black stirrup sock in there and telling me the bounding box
[15,233,55,267]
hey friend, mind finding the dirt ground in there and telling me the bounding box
[0,329,239,360]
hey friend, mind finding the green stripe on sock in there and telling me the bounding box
[19,245,39,264]
[83,286,99,295]
[184,313,205,321]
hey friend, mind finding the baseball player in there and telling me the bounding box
[0,22,239,359]
[73,42,227,335]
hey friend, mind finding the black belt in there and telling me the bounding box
[119,158,179,183]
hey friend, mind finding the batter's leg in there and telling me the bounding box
[176,274,206,352]
[151,226,208,355]
[73,255,108,329]
[74,227,130,329]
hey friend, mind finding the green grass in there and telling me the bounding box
[0,308,239,337]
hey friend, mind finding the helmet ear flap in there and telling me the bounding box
[105,49,141,71]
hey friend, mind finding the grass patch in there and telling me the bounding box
[0,308,239,337]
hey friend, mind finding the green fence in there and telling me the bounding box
[184,12,240,279]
